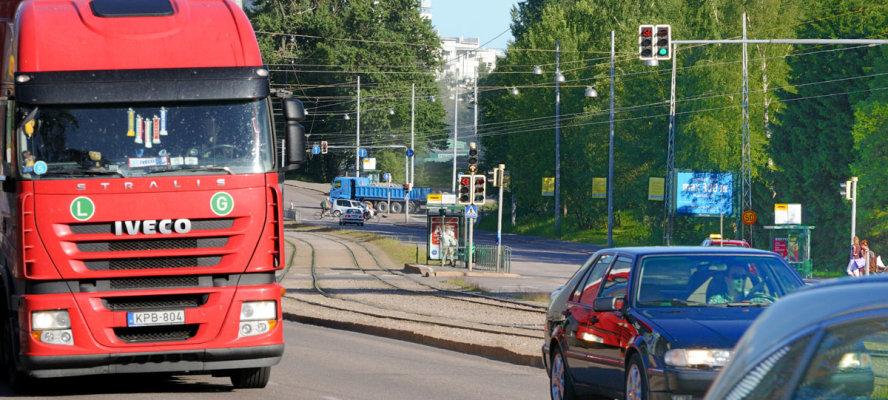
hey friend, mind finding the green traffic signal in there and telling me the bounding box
[658,48,668,56]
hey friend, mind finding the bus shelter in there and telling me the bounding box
[426,210,465,266]
[763,225,814,278]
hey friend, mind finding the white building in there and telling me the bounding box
[439,37,498,83]
[420,0,432,20]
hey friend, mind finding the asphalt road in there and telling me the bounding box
[0,322,547,399]
[283,181,600,293]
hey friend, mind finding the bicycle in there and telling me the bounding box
[315,209,333,220]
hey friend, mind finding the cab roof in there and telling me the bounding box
[16,0,263,73]
[600,246,777,257]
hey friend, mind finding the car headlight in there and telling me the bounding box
[240,301,277,322]
[32,310,70,330]
[664,349,732,368]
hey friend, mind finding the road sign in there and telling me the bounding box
[406,148,414,157]
[311,144,320,155]
[592,177,607,199]
[542,177,554,197]
[427,193,443,204]
[648,177,665,201]
[774,203,801,225]
[742,209,758,226]
[358,148,368,158]
[464,205,478,219]
[361,157,376,171]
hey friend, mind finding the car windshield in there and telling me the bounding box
[635,255,803,307]
[17,100,273,179]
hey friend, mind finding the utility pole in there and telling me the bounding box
[452,81,459,193]
[554,40,562,237]
[664,44,677,246]
[851,177,858,246]
[741,13,752,245]
[355,76,361,178]
[606,31,616,248]
[496,164,505,271]
[474,78,478,151]
[410,83,416,185]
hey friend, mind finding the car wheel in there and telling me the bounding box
[332,210,341,217]
[550,348,577,400]
[230,367,271,389]
[625,354,648,400]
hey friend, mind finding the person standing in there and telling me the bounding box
[861,240,873,276]
[846,236,865,277]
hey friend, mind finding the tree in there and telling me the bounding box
[771,0,888,272]
[248,0,446,184]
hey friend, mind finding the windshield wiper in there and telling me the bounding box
[726,301,769,307]
[39,168,125,178]
[639,298,709,307]
[146,166,233,175]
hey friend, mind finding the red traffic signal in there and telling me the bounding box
[641,27,652,37]
[460,177,470,186]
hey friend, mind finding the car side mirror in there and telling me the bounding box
[593,296,625,312]
[283,98,306,170]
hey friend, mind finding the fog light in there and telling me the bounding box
[238,320,277,338]
[37,329,73,346]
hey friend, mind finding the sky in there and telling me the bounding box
[431,0,519,50]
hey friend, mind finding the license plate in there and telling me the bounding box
[127,310,185,327]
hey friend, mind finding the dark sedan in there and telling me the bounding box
[542,247,806,400]
[704,275,888,400]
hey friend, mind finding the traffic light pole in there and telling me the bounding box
[355,76,361,178]
[554,40,562,237]
[606,31,615,248]
[496,164,505,271]
[660,20,888,246]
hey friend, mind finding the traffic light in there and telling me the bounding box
[638,25,654,60]
[458,174,472,205]
[467,142,478,173]
[320,140,328,154]
[472,175,486,205]
[840,180,853,200]
[655,25,671,60]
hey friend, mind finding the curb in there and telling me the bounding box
[283,312,543,369]
[404,263,521,278]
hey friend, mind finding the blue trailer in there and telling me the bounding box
[329,176,433,214]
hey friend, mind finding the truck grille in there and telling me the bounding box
[85,256,221,271]
[69,219,234,234]
[113,324,199,343]
[103,294,208,311]
[110,276,200,290]
[77,237,228,252]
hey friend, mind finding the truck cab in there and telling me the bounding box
[0,0,306,390]
[329,176,372,202]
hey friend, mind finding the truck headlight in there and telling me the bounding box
[32,310,70,330]
[31,310,73,346]
[240,301,276,321]
[664,349,732,368]
[239,301,277,338]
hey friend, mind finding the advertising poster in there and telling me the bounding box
[541,177,554,197]
[648,177,665,201]
[773,238,788,258]
[592,177,607,199]
[429,217,459,260]
[675,172,733,216]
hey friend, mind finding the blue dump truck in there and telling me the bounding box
[330,176,432,214]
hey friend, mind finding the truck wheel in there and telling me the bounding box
[1,305,30,392]
[230,367,271,389]
[390,201,403,214]
[375,201,389,213]
[407,201,417,214]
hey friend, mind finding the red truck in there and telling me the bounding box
[0,0,306,389]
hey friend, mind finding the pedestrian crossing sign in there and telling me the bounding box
[464,205,478,219]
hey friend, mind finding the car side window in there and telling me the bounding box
[794,317,888,399]
[597,257,632,299]
[572,254,613,304]
[723,335,813,400]
[337,200,348,206]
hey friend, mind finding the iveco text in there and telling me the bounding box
[113,219,192,235]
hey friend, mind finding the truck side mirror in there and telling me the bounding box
[284,98,306,169]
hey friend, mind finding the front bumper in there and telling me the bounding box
[648,367,719,400]
[21,344,284,378]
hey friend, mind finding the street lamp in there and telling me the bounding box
[343,114,351,120]
[585,86,598,98]
[388,108,395,115]
[533,65,543,75]
[510,86,520,96]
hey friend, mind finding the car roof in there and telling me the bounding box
[721,275,888,377]
[596,246,775,257]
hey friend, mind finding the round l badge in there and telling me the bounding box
[70,197,95,221]
[210,192,234,216]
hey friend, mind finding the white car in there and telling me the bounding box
[330,199,364,217]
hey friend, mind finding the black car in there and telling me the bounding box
[542,247,805,400]
[704,275,888,400]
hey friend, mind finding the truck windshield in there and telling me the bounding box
[17,100,274,179]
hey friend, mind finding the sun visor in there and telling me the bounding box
[14,67,270,105]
